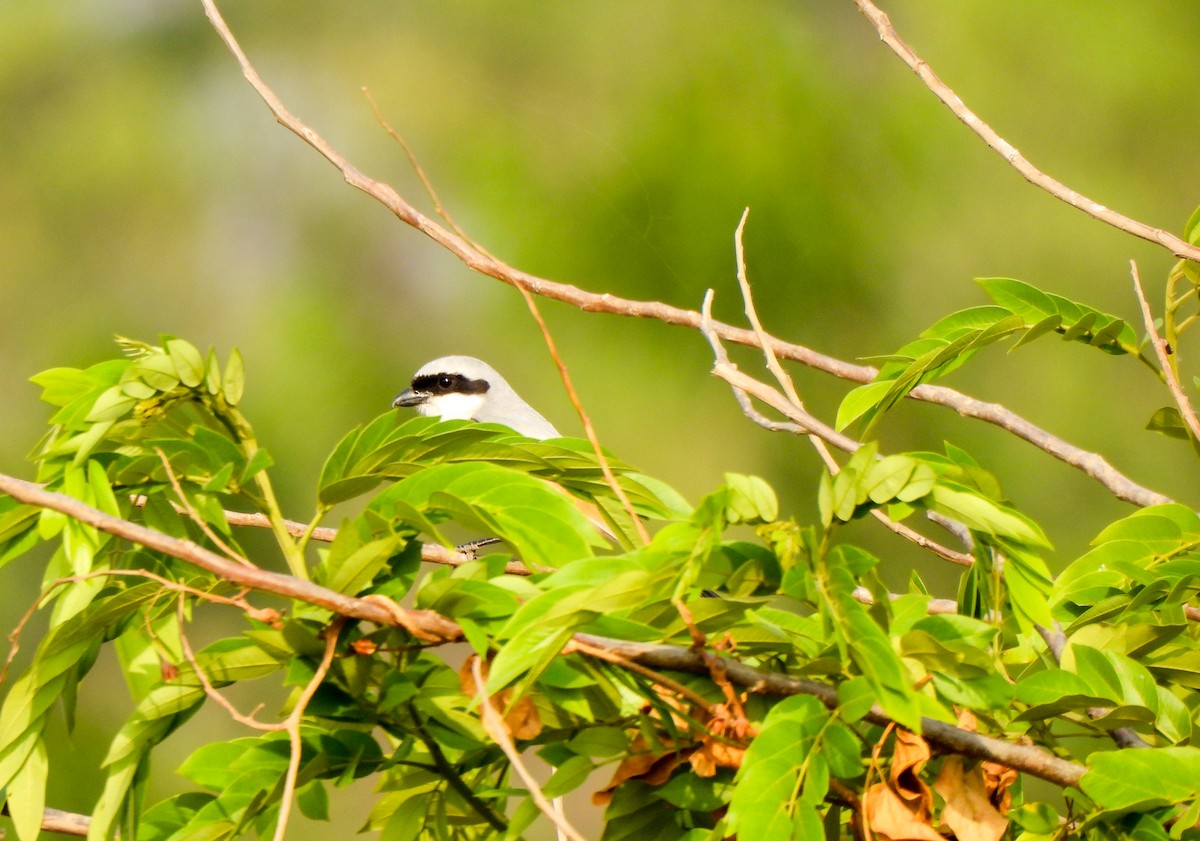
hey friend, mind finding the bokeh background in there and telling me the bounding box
[3,0,1199,836]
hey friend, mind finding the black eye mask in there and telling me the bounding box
[411,373,491,396]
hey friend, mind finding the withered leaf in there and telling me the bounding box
[933,756,1009,841]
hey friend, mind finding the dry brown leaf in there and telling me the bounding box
[689,738,746,778]
[864,729,943,841]
[981,761,1017,814]
[504,693,544,740]
[863,782,945,841]
[459,655,545,740]
[350,639,377,656]
[592,747,687,805]
[933,756,1009,841]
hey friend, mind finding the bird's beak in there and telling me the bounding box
[392,388,427,409]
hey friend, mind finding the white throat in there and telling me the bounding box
[419,392,487,422]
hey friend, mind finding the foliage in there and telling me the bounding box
[0,283,1199,841]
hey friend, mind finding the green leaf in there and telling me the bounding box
[978,277,1139,354]
[1146,406,1191,440]
[861,455,915,504]
[85,386,137,423]
[836,380,892,431]
[296,779,329,821]
[728,695,829,841]
[541,754,594,799]
[724,473,778,523]
[166,339,206,388]
[928,483,1050,548]
[377,462,601,568]
[223,348,245,405]
[129,354,179,392]
[380,795,427,841]
[8,736,47,841]
[30,367,97,407]
[1184,203,1200,245]
[1081,747,1200,810]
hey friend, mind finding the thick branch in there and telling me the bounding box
[850,0,1200,264]
[574,633,1086,790]
[5,469,1084,791]
[0,474,461,642]
[198,0,1168,511]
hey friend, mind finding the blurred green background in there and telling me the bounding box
[2,0,1199,836]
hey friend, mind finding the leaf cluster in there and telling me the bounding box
[0,305,1199,841]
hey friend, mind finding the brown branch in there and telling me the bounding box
[471,658,590,841]
[198,0,1167,512]
[1132,260,1200,441]
[0,805,92,838]
[155,447,255,567]
[0,473,461,643]
[572,633,1086,790]
[221,507,534,576]
[2,470,1091,792]
[273,618,344,841]
[850,0,1200,264]
[700,292,975,568]
[911,382,1169,507]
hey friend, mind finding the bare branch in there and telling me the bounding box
[273,618,344,841]
[850,0,1200,264]
[700,294,975,567]
[0,805,92,838]
[198,0,1167,511]
[1132,260,1200,441]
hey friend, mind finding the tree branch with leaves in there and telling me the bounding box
[3,2,1200,841]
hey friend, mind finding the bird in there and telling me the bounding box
[392,355,560,440]
[393,355,621,546]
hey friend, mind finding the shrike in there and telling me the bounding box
[393,356,560,440]
[393,355,620,545]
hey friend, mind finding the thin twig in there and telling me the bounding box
[272,617,344,841]
[177,596,273,728]
[471,658,590,841]
[154,448,255,567]
[700,292,975,567]
[197,0,1169,510]
[1132,260,1200,441]
[850,0,1200,264]
[0,468,1097,791]
[0,473,462,641]
[734,210,805,414]
[361,84,647,545]
[516,286,651,544]
[728,216,977,565]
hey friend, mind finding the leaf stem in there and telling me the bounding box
[222,405,308,579]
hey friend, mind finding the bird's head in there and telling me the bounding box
[392,356,496,422]
[393,355,560,439]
